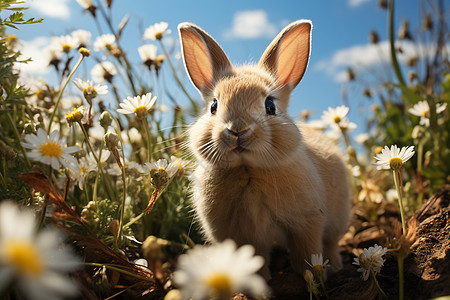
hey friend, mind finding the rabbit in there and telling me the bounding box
[178,20,351,279]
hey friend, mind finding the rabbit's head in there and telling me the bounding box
[178,21,312,169]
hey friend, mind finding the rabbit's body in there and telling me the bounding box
[179,21,350,278]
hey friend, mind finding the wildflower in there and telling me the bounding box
[72,29,91,48]
[104,132,122,169]
[353,244,388,281]
[44,44,63,69]
[78,47,90,57]
[408,100,447,127]
[99,111,113,130]
[374,145,415,171]
[53,35,77,54]
[305,253,330,272]
[355,133,370,144]
[173,239,268,300]
[117,92,157,119]
[76,0,93,9]
[0,201,80,300]
[142,158,179,189]
[67,157,90,189]
[93,34,116,52]
[138,44,157,65]
[303,269,320,298]
[65,106,87,125]
[143,21,171,40]
[121,127,142,144]
[86,150,111,172]
[321,105,349,125]
[91,61,117,83]
[21,128,79,170]
[73,78,108,102]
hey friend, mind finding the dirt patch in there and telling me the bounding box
[258,186,450,300]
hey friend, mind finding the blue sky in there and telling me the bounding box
[14,0,424,136]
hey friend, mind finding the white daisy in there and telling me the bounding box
[373,145,415,170]
[73,78,108,100]
[91,61,117,83]
[142,158,179,178]
[138,44,158,63]
[305,253,330,273]
[65,106,88,125]
[117,92,157,118]
[86,149,111,172]
[173,239,268,300]
[44,44,63,64]
[71,29,91,48]
[66,157,90,190]
[355,133,370,144]
[321,105,350,125]
[143,22,171,40]
[0,201,80,300]
[121,127,142,144]
[408,100,447,127]
[352,244,388,281]
[76,0,93,9]
[52,35,77,54]
[93,34,116,52]
[21,128,79,170]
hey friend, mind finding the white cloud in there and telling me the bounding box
[348,0,371,7]
[28,0,71,20]
[16,37,51,76]
[225,10,277,39]
[315,40,438,82]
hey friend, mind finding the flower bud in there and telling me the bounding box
[104,132,120,151]
[99,111,113,129]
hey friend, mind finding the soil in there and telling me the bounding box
[253,185,450,300]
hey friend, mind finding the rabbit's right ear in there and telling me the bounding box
[178,22,232,92]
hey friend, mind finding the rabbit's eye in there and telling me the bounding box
[265,96,276,115]
[211,98,218,115]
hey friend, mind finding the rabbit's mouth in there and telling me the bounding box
[233,145,247,153]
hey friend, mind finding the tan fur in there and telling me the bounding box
[178,20,351,279]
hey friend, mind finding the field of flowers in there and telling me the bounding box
[0,0,448,299]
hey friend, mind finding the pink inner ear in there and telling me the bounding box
[181,29,213,90]
[277,23,311,87]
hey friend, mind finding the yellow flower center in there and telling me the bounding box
[66,107,84,123]
[205,272,232,298]
[154,32,163,40]
[422,109,429,117]
[80,166,87,174]
[333,115,341,123]
[2,240,44,276]
[389,157,403,170]
[36,89,46,100]
[62,44,72,53]
[134,105,148,118]
[40,141,63,158]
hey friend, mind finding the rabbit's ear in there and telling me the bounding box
[178,22,232,92]
[259,20,312,91]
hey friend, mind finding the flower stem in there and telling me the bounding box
[78,122,116,203]
[6,112,30,168]
[370,269,387,299]
[158,40,199,114]
[115,139,127,248]
[388,0,406,88]
[83,262,151,281]
[142,117,152,162]
[48,53,85,134]
[393,170,407,234]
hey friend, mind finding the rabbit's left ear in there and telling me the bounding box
[258,20,312,91]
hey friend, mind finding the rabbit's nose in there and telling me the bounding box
[227,128,249,137]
